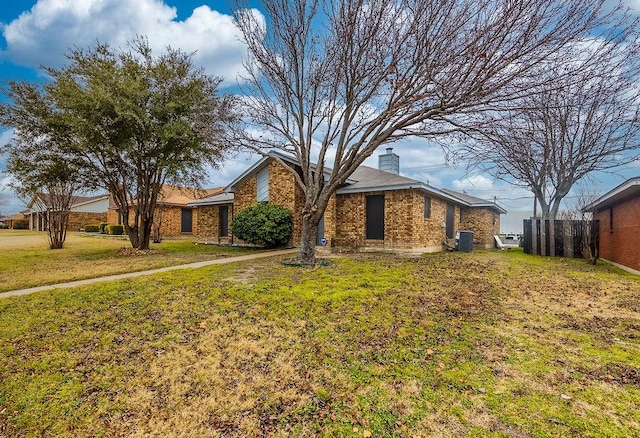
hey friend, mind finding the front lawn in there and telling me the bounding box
[0,230,261,293]
[0,250,639,437]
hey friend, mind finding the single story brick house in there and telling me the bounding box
[0,213,27,228]
[107,185,223,237]
[191,149,505,252]
[585,177,640,273]
[23,194,109,232]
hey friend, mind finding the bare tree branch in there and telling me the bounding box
[456,30,640,220]
[230,0,629,263]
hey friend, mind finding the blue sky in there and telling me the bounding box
[1,0,639,233]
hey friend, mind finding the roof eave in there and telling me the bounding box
[71,195,109,209]
[336,183,506,213]
[584,177,640,212]
[336,183,462,203]
[225,151,358,193]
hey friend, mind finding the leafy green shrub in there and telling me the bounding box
[84,224,100,232]
[105,224,124,235]
[0,224,9,229]
[12,219,29,230]
[99,222,109,234]
[231,203,292,248]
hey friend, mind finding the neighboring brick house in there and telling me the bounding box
[585,177,640,273]
[107,185,222,237]
[0,213,27,228]
[23,194,109,231]
[192,149,505,251]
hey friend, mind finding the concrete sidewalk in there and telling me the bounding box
[0,248,298,299]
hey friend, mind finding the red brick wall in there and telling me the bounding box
[594,195,640,271]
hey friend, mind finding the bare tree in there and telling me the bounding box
[457,27,640,221]
[231,0,627,264]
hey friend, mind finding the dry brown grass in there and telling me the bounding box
[0,250,638,437]
[0,230,260,292]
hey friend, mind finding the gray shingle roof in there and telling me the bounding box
[340,165,422,189]
[195,150,504,213]
[440,189,505,214]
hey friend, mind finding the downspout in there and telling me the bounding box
[230,203,234,245]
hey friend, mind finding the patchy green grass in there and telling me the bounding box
[0,250,639,437]
[0,230,261,292]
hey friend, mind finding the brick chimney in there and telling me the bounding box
[378,147,399,174]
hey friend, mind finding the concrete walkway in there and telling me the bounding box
[0,248,298,299]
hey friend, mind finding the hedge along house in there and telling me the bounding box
[193,149,505,251]
[107,185,223,238]
[23,193,109,232]
[585,177,640,274]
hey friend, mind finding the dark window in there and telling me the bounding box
[366,195,385,240]
[181,208,193,233]
[424,197,431,218]
[219,205,229,237]
[609,207,614,233]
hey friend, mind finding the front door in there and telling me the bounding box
[366,195,385,240]
[446,204,455,239]
[219,205,229,237]
[181,208,193,233]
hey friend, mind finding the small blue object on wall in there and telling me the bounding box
[320,237,327,246]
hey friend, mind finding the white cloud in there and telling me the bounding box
[452,174,495,192]
[1,0,254,85]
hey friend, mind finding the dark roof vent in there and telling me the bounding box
[379,147,399,175]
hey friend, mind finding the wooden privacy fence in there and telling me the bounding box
[523,219,599,258]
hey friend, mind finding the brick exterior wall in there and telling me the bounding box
[333,189,459,251]
[268,161,305,245]
[106,208,118,225]
[321,194,337,245]
[154,206,197,237]
[460,207,500,248]
[195,204,233,244]
[594,194,640,272]
[232,160,305,246]
[69,212,107,231]
[234,173,258,214]
[106,205,196,237]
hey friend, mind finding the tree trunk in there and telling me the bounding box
[137,212,154,250]
[127,225,140,249]
[47,210,68,249]
[152,209,164,243]
[297,215,319,264]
